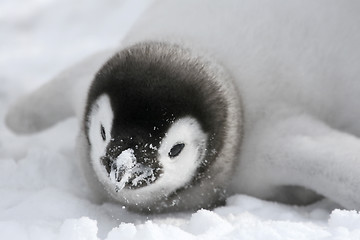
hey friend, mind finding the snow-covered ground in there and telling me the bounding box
[1,0,360,239]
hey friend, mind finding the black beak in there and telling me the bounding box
[101,155,112,174]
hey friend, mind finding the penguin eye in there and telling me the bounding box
[168,143,185,158]
[100,124,106,141]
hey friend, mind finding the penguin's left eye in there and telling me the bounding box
[100,124,106,141]
[168,143,185,158]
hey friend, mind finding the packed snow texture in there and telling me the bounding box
[1,0,360,239]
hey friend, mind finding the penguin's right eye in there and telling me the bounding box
[100,124,106,141]
[168,143,185,158]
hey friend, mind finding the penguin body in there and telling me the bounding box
[6,0,360,212]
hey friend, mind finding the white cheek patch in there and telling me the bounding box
[136,117,208,196]
[87,94,114,178]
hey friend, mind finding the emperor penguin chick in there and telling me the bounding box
[80,42,242,213]
[6,0,360,214]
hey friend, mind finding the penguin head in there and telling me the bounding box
[87,94,207,194]
[84,42,241,212]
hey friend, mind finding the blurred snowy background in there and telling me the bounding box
[1,0,360,239]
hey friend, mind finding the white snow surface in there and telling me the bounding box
[1,0,360,239]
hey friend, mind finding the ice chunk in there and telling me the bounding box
[109,149,136,191]
[114,149,137,170]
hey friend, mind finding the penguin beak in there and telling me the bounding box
[101,148,156,192]
[100,155,112,174]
